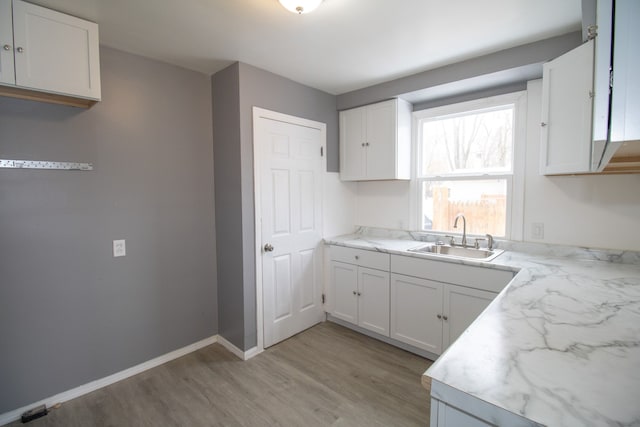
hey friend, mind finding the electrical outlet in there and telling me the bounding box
[531,223,544,240]
[113,239,126,257]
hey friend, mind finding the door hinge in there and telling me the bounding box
[321,293,325,304]
[609,68,614,90]
[320,146,324,157]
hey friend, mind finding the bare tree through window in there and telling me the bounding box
[418,105,514,237]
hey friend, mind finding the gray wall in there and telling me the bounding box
[212,62,337,350]
[337,32,582,110]
[212,63,245,349]
[0,47,217,413]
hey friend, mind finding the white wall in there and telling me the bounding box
[522,80,640,251]
[356,180,411,230]
[350,80,640,251]
[323,172,358,237]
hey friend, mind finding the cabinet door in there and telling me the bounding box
[0,0,14,85]
[12,0,101,99]
[540,40,594,175]
[365,100,397,180]
[442,284,496,349]
[390,273,444,354]
[329,261,358,324]
[339,107,366,181]
[591,0,613,169]
[357,267,390,336]
[435,401,493,427]
[610,0,640,144]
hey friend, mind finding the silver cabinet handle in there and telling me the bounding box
[361,143,365,147]
[365,142,370,146]
[357,292,361,296]
[16,47,24,53]
[353,290,357,295]
[540,122,547,127]
[437,314,442,319]
[263,243,274,252]
[3,44,10,51]
[443,315,448,321]
[355,255,359,260]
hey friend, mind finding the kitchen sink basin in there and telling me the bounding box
[408,244,504,261]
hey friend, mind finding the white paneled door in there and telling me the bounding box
[256,110,325,348]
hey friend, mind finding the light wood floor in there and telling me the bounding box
[11,322,432,426]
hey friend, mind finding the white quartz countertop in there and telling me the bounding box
[325,232,640,427]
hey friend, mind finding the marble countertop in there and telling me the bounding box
[325,229,640,427]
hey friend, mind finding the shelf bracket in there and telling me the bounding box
[0,159,93,170]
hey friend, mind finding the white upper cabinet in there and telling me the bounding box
[540,0,640,175]
[340,106,367,179]
[339,98,411,181]
[0,0,15,85]
[540,40,594,175]
[607,0,640,149]
[0,0,101,104]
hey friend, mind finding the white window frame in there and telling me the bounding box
[409,91,527,240]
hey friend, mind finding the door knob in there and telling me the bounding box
[16,47,24,53]
[3,44,10,51]
[263,243,274,252]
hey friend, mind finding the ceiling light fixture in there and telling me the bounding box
[278,0,323,14]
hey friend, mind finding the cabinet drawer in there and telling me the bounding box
[329,246,389,270]
[390,255,513,293]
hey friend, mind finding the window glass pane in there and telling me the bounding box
[421,180,507,237]
[420,106,513,176]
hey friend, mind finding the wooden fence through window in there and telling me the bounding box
[432,186,506,236]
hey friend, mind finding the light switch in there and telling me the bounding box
[113,239,126,257]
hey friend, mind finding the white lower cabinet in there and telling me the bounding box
[357,267,390,335]
[433,401,493,427]
[389,254,513,355]
[330,261,390,336]
[330,261,359,324]
[443,284,497,349]
[327,246,514,356]
[390,274,444,354]
[328,246,391,336]
[390,274,498,355]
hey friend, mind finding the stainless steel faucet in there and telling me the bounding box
[453,213,467,247]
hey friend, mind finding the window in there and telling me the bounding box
[412,93,525,239]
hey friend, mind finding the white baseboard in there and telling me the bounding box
[0,335,218,426]
[217,335,263,360]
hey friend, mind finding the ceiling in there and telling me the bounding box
[30,0,582,95]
